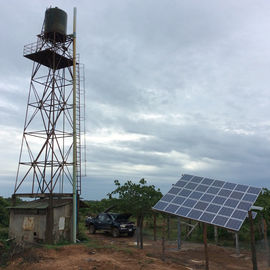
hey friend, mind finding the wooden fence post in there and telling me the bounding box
[167,215,170,241]
[177,217,181,250]
[153,212,157,241]
[161,216,166,261]
[249,210,258,270]
[263,217,270,266]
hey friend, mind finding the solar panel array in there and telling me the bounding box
[153,174,261,231]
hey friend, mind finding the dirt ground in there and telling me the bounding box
[3,232,270,270]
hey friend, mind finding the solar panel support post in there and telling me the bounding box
[203,223,209,270]
[214,226,218,245]
[263,217,270,266]
[248,210,258,270]
[177,217,181,250]
[161,217,166,261]
[235,233,240,255]
[153,213,157,241]
[167,216,170,240]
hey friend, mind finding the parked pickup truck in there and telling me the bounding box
[85,212,136,237]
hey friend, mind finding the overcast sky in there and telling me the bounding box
[1,0,270,199]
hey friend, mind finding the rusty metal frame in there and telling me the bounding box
[14,32,83,196]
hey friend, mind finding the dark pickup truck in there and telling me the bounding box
[85,212,136,237]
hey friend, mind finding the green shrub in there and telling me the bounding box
[77,222,89,242]
[0,228,8,240]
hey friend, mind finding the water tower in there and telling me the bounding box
[9,7,85,244]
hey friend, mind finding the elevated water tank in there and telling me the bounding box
[44,7,67,42]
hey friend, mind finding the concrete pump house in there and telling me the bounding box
[9,199,73,243]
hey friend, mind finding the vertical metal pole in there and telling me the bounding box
[248,210,258,270]
[167,215,170,240]
[214,226,218,245]
[72,7,77,244]
[177,217,181,250]
[203,223,209,270]
[235,233,240,254]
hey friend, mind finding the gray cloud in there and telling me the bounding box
[1,0,270,199]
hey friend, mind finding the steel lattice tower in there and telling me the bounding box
[13,8,85,199]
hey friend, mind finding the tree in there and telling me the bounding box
[108,179,162,249]
[256,188,270,221]
[0,197,9,228]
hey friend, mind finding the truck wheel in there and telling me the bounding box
[112,228,120,238]
[89,224,96,234]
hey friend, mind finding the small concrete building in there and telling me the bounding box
[9,198,73,243]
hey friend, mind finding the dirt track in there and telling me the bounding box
[3,232,270,270]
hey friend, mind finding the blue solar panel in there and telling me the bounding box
[153,201,168,211]
[200,194,215,203]
[152,174,262,231]
[175,180,187,188]
[194,201,208,211]
[161,194,175,202]
[187,209,203,219]
[172,196,185,205]
[230,191,244,200]
[186,182,198,190]
[247,187,261,195]
[179,189,192,197]
[206,204,221,213]
[165,204,179,214]
[223,182,237,190]
[212,196,226,205]
[182,174,193,180]
[196,184,208,192]
[218,189,232,197]
[224,198,238,208]
[226,219,242,231]
[168,187,180,195]
[191,176,203,183]
[237,201,252,211]
[212,180,225,187]
[219,207,233,217]
[213,215,227,226]
[176,206,191,216]
[202,178,214,185]
[232,210,247,220]
[243,193,257,203]
[183,199,197,208]
[235,184,248,192]
[190,191,203,200]
[200,212,215,223]
[207,186,220,194]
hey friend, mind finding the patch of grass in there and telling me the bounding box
[43,239,71,250]
[43,238,72,250]
[0,241,10,267]
[84,238,104,249]
[77,222,89,242]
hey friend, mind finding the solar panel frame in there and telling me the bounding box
[153,174,262,231]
